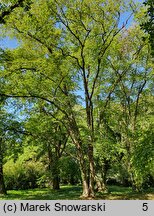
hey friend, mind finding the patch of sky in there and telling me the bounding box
[118,11,134,29]
[118,0,144,29]
[0,36,19,49]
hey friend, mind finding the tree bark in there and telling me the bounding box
[0,163,7,195]
[0,139,7,195]
[88,144,95,197]
[100,159,109,193]
[86,101,95,197]
[73,138,89,198]
[95,158,109,193]
[0,165,6,195]
[68,124,89,198]
[52,175,60,190]
[47,144,60,190]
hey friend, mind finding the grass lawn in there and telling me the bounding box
[0,185,154,200]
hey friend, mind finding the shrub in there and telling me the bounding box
[4,158,46,190]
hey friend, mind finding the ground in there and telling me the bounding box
[0,185,154,200]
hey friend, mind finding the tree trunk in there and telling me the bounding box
[52,175,60,190]
[88,144,95,197]
[0,139,7,195]
[95,159,109,193]
[76,141,89,198]
[101,159,110,192]
[75,140,95,198]
[69,126,89,198]
[81,173,89,198]
[47,144,60,190]
[0,163,7,195]
[52,155,60,190]
[68,107,95,198]
[86,101,95,197]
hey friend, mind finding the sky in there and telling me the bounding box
[0,37,19,49]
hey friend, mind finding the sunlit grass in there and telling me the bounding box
[0,185,154,200]
[0,186,82,200]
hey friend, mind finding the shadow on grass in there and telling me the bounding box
[96,186,154,200]
[0,185,154,200]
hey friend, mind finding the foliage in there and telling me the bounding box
[141,0,154,55]
[4,147,46,190]
[0,0,154,197]
[59,156,81,185]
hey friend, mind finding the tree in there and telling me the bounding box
[25,108,68,190]
[96,23,153,191]
[1,0,150,197]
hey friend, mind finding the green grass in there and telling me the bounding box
[0,185,154,200]
[0,186,82,200]
[97,185,154,200]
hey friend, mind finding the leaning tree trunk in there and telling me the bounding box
[80,168,89,198]
[69,123,89,198]
[68,105,96,198]
[66,100,92,198]
[73,137,89,198]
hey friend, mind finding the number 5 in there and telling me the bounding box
[142,203,148,211]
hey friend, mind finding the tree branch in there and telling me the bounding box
[0,0,25,24]
[0,93,69,119]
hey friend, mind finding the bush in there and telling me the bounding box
[4,158,46,190]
